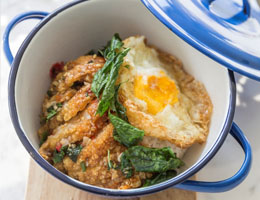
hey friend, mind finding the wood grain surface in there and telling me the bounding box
[25,159,196,200]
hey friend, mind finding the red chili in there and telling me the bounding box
[49,62,64,79]
[90,135,96,140]
[56,143,62,152]
[86,87,93,95]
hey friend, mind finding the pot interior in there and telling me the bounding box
[14,0,232,184]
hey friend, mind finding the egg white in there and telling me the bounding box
[118,36,213,150]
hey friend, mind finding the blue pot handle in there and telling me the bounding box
[175,122,252,192]
[3,11,49,65]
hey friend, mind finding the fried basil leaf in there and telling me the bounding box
[142,171,177,187]
[66,145,82,162]
[101,33,124,58]
[109,113,144,147]
[114,84,128,121]
[91,33,124,98]
[120,152,134,178]
[96,48,130,116]
[52,145,68,164]
[123,146,184,173]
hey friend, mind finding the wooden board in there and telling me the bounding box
[26,159,196,200]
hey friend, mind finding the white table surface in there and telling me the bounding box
[1,0,260,199]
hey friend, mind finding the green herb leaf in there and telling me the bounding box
[114,84,128,121]
[96,48,130,116]
[107,149,112,169]
[101,33,124,58]
[123,146,184,173]
[91,65,110,98]
[39,131,49,146]
[91,33,130,114]
[67,145,82,162]
[109,113,144,147]
[85,92,89,97]
[107,150,119,170]
[80,161,87,172]
[57,102,63,108]
[113,130,122,144]
[120,152,134,178]
[47,90,52,97]
[91,34,123,98]
[52,145,68,164]
[142,171,177,187]
[47,105,54,113]
[46,103,63,121]
[46,109,57,121]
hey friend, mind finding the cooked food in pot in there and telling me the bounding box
[38,34,213,189]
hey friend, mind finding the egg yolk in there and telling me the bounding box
[134,71,179,115]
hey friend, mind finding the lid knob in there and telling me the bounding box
[202,0,250,25]
[141,0,260,81]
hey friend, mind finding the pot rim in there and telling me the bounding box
[8,0,236,197]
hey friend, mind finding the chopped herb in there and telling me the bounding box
[120,152,134,178]
[57,102,63,108]
[107,150,119,170]
[56,143,62,152]
[46,103,63,121]
[67,145,82,162]
[109,113,144,147]
[52,145,68,164]
[122,146,184,173]
[142,171,177,187]
[124,65,130,69]
[39,131,49,146]
[47,105,55,113]
[71,81,84,90]
[80,161,87,172]
[85,92,89,97]
[47,90,52,97]
[107,150,112,169]
[46,108,57,121]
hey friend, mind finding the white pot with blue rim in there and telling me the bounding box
[3,0,257,197]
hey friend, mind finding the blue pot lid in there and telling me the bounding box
[141,0,260,81]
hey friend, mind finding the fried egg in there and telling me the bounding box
[118,36,213,149]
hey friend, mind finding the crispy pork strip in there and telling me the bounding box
[63,124,151,189]
[56,55,105,92]
[58,84,95,122]
[39,56,105,134]
[39,100,108,161]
